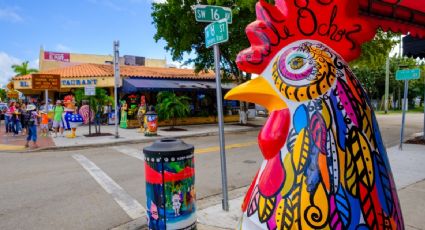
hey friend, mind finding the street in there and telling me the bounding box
[0,113,423,230]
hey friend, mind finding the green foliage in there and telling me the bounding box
[151,0,263,81]
[74,88,113,112]
[350,30,400,68]
[156,91,191,128]
[0,88,6,101]
[11,61,38,76]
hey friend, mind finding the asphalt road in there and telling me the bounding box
[0,113,423,230]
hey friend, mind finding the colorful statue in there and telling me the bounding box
[224,0,425,229]
[63,95,83,138]
[120,100,128,129]
[137,96,147,133]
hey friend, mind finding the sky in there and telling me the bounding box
[0,0,179,86]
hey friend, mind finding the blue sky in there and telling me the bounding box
[0,0,181,86]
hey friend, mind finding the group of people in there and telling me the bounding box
[1,99,69,148]
[2,101,43,148]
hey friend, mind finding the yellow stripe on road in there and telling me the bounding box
[0,144,26,151]
[195,141,258,154]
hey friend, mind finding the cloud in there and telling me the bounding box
[151,0,167,3]
[0,7,23,22]
[88,0,125,11]
[55,44,72,52]
[0,52,21,85]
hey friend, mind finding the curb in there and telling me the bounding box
[111,186,249,230]
[2,126,261,153]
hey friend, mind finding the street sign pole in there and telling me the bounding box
[400,80,409,150]
[384,56,390,113]
[113,40,120,139]
[213,44,229,211]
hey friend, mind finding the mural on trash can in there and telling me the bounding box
[144,155,196,230]
[224,0,425,229]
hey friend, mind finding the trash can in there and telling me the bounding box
[143,138,196,230]
[144,111,158,136]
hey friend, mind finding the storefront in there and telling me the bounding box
[11,63,239,127]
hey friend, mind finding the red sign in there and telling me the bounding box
[44,51,70,62]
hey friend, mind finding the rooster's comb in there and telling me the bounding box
[237,0,425,74]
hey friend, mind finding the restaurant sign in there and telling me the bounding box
[44,51,70,62]
[32,74,61,90]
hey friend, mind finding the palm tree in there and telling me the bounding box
[11,61,38,76]
[156,91,191,129]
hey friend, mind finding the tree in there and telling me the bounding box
[0,88,6,101]
[74,88,113,134]
[11,61,38,76]
[152,0,258,82]
[156,91,191,129]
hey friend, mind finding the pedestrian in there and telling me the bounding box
[52,100,64,137]
[40,111,49,137]
[24,104,40,148]
[20,104,28,135]
[4,102,13,135]
[7,101,17,135]
[13,102,23,136]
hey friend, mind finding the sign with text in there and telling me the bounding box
[85,86,96,96]
[205,19,228,48]
[194,5,232,24]
[396,69,421,81]
[44,51,70,62]
[31,74,61,90]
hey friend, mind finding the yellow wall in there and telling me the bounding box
[39,47,166,71]
[145,58,167,68]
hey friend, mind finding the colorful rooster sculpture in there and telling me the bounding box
[225,0,425,229]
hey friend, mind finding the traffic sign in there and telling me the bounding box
[396,68,421,81]
[85,86,96,96]
[205,20,228,48]
[194,5,232,24]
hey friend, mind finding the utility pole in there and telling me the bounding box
[113,41,120,139]
[384,56,390,113]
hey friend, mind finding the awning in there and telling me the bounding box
[122,78,236,93]
[403,35,425,59]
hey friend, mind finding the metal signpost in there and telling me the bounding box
[113,41,120,139]
[85,86,96,135]
[196,5,231,211]
[396,68,421,150]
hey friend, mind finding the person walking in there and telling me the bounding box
[24,104,40,148]
[52,100,64,137]
[13,103,23,135]
[20,104,28,135]
[40,111,49,137]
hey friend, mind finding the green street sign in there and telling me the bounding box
[194,5,232,24]
[205,20,229,48]
[396,69,421,81]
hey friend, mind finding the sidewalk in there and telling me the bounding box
[195,143,425,230]
[0,117,266,152]
[0,123,55,151]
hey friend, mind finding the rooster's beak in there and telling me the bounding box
[224,76,287,112]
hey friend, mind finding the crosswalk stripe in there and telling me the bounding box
[110,146,144,161]
[72,154,145,219]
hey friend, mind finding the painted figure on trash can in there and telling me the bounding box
[223,0,425,229]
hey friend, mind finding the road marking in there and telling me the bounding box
[0,144,26,151]
[110,146,144,161]
[72,154,145,219]
[195,141,258,154]
[110,141,258,160]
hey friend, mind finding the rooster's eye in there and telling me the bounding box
[289,56,305,70]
